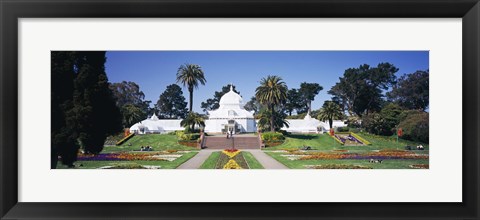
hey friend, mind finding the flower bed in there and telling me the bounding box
[223,149,241,158]
[350,132,371,145]
[264,140,285,147]
[305,164,373,169]
[295,150,428,161]
[331,132,371,146]
[77,152,174,161]
[283,148,300,153]
[332,135,344,145]
[410,164,429,169]
[223,159,242,169]
[178,140,198,148]
[214,150,249,169]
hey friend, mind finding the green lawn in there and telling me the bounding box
[57,151,198,169]
[243,152,264,169]
[265,152,428,169]
[57,134,200,169]
[199,152,221,169]
[103,134,197,153]
[263,133,429,169]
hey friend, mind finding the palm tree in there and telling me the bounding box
[257,109,289,132]
[121,104,146,128]
[176,63,207,112]
[180,112,205,132]
[317,101,343,129]
[255,75,288,132]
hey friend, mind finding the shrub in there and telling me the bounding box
[278,130,290,136]
[346,116,361,128]
[184,127,201,134]
[178,133,200,141]
[175,131,185,138]
[362,113,394,136]
[398,111,429,143]
[261,132,285,142]
[337,127,350,132]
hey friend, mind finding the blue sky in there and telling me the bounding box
[105,51,429,113]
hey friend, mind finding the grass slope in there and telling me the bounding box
[266,133,429,151]
[103,134,196,153]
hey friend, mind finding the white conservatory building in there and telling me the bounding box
[203,85,256,134]
[130,85,256,134]
[129,113,184,134]
[282,114,346,134]
[129,84,345,135]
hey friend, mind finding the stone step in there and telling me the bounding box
[202,136,261,149]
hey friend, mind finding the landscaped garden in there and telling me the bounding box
[56,133,199,169]
[263,132,429,169]
[200,149,264,169]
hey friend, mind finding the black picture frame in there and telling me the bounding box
[1,0,479,219]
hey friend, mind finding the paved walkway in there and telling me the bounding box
[177,150,218,169]
[244,150,288,169]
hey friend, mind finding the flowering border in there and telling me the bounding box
[351,132,371,145]
[116,133,135,146]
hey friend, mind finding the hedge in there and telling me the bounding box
[261,132,285,142]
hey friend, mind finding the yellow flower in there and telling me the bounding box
[222,150,241,158]
[223,159,242,169]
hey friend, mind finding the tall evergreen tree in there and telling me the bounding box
[109,81,150,128]
[244,96,261,114]
[284,88,302,116]
[328,63,398,117]
[109,81,150,110]
[73,52,122,154]
[387,70,429,111]
[298,82,323,115]
[51,51,78,168]
[157,84,188,118]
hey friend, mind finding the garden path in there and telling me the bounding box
[244,150,288,169]
[177,150,219,169]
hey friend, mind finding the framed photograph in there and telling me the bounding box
[1,0,479,219]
